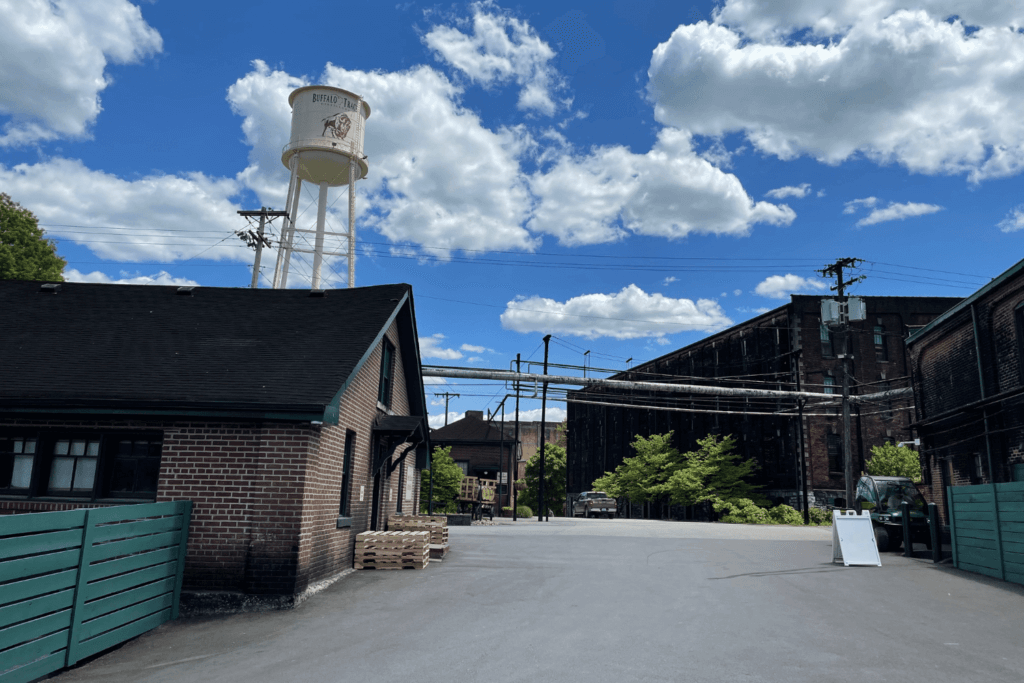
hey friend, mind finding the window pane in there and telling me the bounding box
[24,440,36,454]
[137,459,160,493]
[86,441,100,456]
[54,440,70,455]
[119,440,133,457]
[70,440,86,456]
[13,440,23,454]
[49,457,74,490]
[109,459,137,492]
[12,455,34,488]
[133,441,149,457]
[73,458,97,491]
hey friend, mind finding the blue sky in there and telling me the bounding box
[3,1,1024,426]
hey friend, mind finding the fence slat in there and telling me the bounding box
[0,529,84,562]
[84,502,184,526]
[87,545,180,583]
[957,546,1001,570]
[82,561,177,603]
[81,576,176,622]
[0,589,74,631]
[952,510,998,522]
[73,608,171,663]
[78,593,173,642]
[87,531,180,565]
[89,515,182,544]
[956,536,997,551]
[0,648,67,683]
[0,610,71,652]
[0,550,80,585]
[0,510,86,539]
[0,570,76,609]
[957,560,1002,579]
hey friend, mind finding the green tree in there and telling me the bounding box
[659,434,767,507]
[419,446,463,513]
[592,432,682,503]
[0,193,66,281]
[520,443,567,517]
[866,442,922,482]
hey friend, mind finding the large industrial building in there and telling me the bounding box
[566,295,959,515]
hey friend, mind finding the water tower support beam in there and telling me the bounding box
[312,180,329,289]
[273,156,298,288]
[348,155,356,288]
[279,174,303,289]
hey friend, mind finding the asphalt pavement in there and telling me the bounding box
[54,517,1024,683]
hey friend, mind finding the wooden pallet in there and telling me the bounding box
[355,531,429,570]
[387,515,449,546]
[429,543,450,560]
[458,476,479,502]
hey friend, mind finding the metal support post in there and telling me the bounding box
[513,354,521,522]
[539,334,551,522]
[928,502,942,563]
[902,501,913,557]
[312,181,328,289]
[348,155,356,288]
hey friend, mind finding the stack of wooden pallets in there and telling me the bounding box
[388,514,450,560]
[354,531,429,570]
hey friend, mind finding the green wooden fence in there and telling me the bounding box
[948,482,1024,585]
[0,501,192,683]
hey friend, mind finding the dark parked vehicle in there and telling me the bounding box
[855,475,931,552]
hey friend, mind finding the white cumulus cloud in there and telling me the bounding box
[527,129,796,246]
[648,8,1024,182]
[0,0,162,146]
[754,274,828,299]
[765,183,811,199]
[500,284,732,340]
[843,197,879,214]
[419,334,464,360]
[461,343,487,353]
[856,201,943,226]
[998,205,1024,232]
[63,269,200,286]
[423,2,566,115]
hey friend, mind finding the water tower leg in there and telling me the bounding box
[348,155,356,288]
[312,180,329,289]
[279,176,302,289]
[273,157,298,288]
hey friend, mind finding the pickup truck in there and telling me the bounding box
[573,491,617,518]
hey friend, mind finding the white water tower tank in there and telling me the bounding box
[281,85,370,185]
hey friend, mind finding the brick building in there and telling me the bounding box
[908,258,1024,523]
[567,295,958,514]
[431,411,517,507]
[0,280,429,607]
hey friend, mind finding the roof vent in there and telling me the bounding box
[309,289,327,298]
[39,283,61,294]
[176,286,196,296]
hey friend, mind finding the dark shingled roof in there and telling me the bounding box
[0,280,421,420]
[430,413,511,442]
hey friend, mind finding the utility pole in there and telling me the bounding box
[237,208,288,288]
[435,392,460,426]
[817,258,865,509]
[539,335,551,522]
[513,354,521,522]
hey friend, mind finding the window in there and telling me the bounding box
[107,439,162,497]
[0,430,162,500]
[378,338,395,407]
[48,438,101,495]
[339,431,355,516]
[874,325,888,362]
[820,322,834,357]
[828,433,844,473]
[0,436,38,494]
[456,460,469,475]
[823,376,835,395]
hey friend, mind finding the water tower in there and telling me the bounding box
[272,85,370,289]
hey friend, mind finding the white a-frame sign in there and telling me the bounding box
[832,509,882,566]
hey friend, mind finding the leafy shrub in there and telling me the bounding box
[515,505,533,518]
[713,498,769,524]
[808,507,832,525]
[767,504,803,525]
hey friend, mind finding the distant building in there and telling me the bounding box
[0,280,429,609]
[907,258,1024,523]
[567,295,959,515]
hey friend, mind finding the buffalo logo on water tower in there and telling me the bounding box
[321,112,352,140]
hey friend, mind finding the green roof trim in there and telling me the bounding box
[1,406,325,422]
[323,291,409,425]
[905,257,1024,346]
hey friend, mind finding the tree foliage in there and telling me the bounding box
[520,443,567,517]
[592,432,766,508]
[420,446,463,513]
[866,443,922,482]
[0,193,66,281]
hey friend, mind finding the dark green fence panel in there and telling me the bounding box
[67,500,192,666]
[0,502,192,682]
[949,482,1024,586]
[0,510,86,683]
